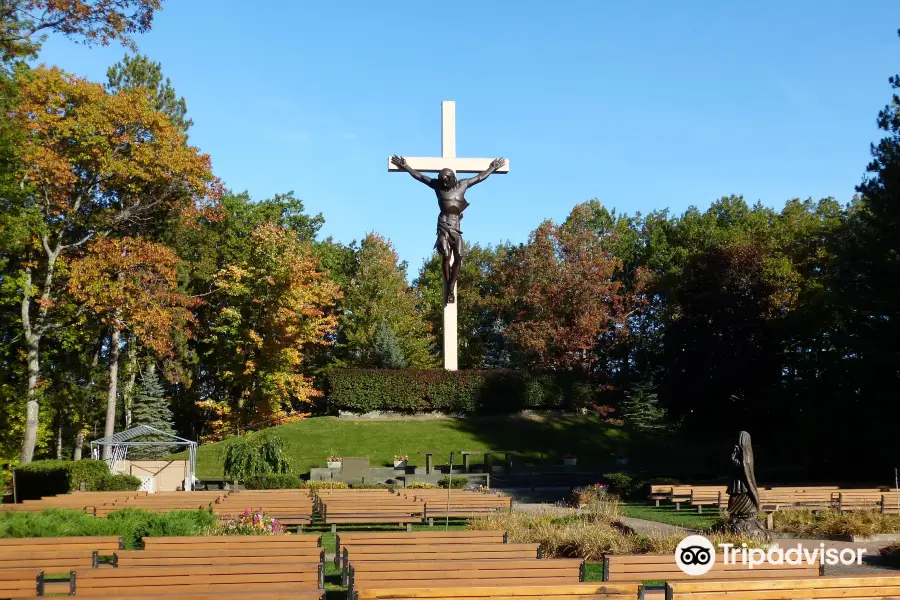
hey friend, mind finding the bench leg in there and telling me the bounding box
[697,505,702,514]
[675,502,681,511]
[406,522,412,532]
[428,517,434,526]
[655,499,660,507]
[331,524,336,533]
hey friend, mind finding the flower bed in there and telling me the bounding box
[216,510,285,535]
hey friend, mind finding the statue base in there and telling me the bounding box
[718,515,771,540]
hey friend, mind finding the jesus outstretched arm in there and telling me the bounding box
[461,158,506,189]
[391,155,435,188]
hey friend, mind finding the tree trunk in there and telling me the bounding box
[102,327,121,460]
[121,339,138,430]
[73,430,85,460]
[55,418,63,459]
[74,341,102,461]
[20,330,41,463]
[20,241,62,463]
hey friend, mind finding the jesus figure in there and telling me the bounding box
[390,155,506,304]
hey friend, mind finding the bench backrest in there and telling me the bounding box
[666,574,900,599]
[0,569,40,598]
[354,583,640,600]
[337,531,505,552]
[0,536,121,553]
[603,554,821,583]
[141,535,321,550]
[349,558,583,590]
[74,564,322,593]
[116,547,324,567]
[0,549,97,571]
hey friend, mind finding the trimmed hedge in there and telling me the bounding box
[244,474,301,490]
[95,474,142,491]
[328,369,593,414]
[438,476,468,489]
[15,460,112,500]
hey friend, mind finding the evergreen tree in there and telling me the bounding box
[374,321,408,369]
[620,381,667,433]
[130,369,176,459]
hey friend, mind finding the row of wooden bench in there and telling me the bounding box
[315,488,511,525]
[350,576,900,600]
[2,488,512,526]
[4,533,900,600]
[649,484,900,514]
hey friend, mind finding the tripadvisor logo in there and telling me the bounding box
[674,535,868,575]
[675,535,716,575]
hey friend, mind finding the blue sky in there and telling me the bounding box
[37,1,899,273]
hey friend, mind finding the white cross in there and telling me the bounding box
[388,101,508,371]
[387,101,510,174]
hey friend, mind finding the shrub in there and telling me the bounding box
[15,460,112,500]
[328,369,593,414]
[406,482,439,489]
[603,472,637,499]
[222,432,292,482]
[572,483,609,506]
[771,509,900,537]
[438,476,468,489]
[244,474,301,490]
[349,483,397,490]
[0,508,217,549]
[94,474,142,491]
[880,542,900,567]
[469,497,766,561]
[300,480,348,490]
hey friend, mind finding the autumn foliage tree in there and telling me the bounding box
[339,233,436,368]
[199,223,340,440]
[9,66,217,461]
[1,0,161,63]
[67,236,195,457]
[495,204,647,375]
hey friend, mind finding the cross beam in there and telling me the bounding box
[387,101,510,174]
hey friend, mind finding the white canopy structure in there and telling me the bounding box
[90,425,197,491]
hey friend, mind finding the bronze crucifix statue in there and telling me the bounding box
[390,155,505,304]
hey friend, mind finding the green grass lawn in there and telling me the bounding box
[175,415,635,477]
[622,503,720,530]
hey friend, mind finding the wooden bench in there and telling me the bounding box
[348,558,585,593]
[212,492,314,527]
[0,536,122,554]
[320,501,424,525]
[649,485,674,506]
[353,583,641,600]
[0,549,98,572]
[0,569,40,599]
[335,530,508,563]
[141,535,321,550]
[835,489,892,513]
[686,490,724,513]
[602,553,822,583]
[115,546,324,568]
[46,593,324,600]
[666,574,900,599]
[341,543,541,585]
[72,564,323,595]
[0,492,144,514]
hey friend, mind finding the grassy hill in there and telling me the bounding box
[177,414,643,478]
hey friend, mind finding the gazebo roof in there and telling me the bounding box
[90,425,196,446]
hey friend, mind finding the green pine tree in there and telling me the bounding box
[374,321,408,369]
[130,369,177,459]
[620,381,667,433]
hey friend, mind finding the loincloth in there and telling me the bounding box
[435,220,462,256]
